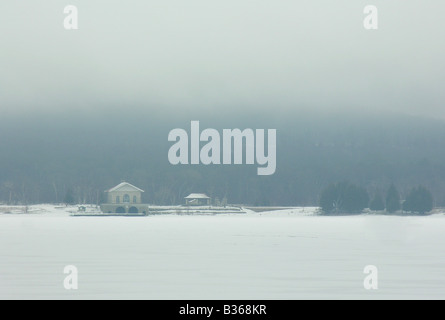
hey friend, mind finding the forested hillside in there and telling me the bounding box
[1,111,445,206]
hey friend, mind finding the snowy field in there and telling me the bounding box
[1,205,445,299]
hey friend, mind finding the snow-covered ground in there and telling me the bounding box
[1,205,445,299]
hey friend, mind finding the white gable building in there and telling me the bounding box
[101,182,148,215]
[106,182,144,204]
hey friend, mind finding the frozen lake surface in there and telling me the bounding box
[1,205,445,299]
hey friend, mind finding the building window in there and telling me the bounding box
[133,196,137,203]
[116,196,120,203]
[123,194,130,203]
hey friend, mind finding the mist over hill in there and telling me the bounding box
[1,110,445,206]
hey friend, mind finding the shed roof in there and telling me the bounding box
[185,193,210,199]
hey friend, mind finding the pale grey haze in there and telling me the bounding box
[0,1,444,118]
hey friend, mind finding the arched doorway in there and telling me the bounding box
[128,206,139,214]
[116,207,126,214]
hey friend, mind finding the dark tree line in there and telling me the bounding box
[320,182,434,215]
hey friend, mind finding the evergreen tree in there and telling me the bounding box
[403,186,433,214]
[385,184,400,213]
[320,182,369,214]
[369,193,385,211]
[64,188,75,205]
[320,184,339,213]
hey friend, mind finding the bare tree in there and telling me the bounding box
[2,181,14,205]
[52,181,59,203]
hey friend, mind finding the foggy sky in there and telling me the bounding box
[1,0,444,119]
